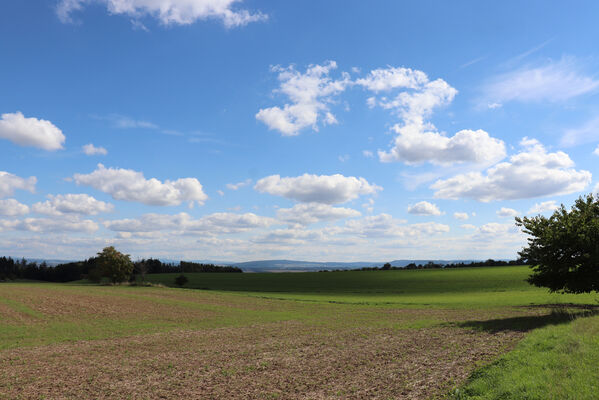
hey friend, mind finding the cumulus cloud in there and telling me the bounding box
[407,201,443,216]
[226,179,252,190]
[32,194,114,216]
[104,212,275,234]
[82,143,107,156]
[431,138,591,201]
[57,0,267,28]
[73,164,208,207]
[0,199,29,216]
[341,214,449,238]
[0,217,98,233]
[358,67,505,166]
[528,200,559,214]
[453,212,469,220]
[496,207,519,218]
[483,57,599,104]
[254,173,381,204]
[276,203,360,226]
[0,172,36,198]
[0,112,65,151]
[256,61,350,136]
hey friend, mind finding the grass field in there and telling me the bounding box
[1,266,597,399]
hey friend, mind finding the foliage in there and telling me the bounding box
[96,246,133,284]
[516,194,599,293]
[174,274,188,287]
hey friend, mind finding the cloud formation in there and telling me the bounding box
[73,164,208,207]
[32,194,114,216]
[484,57,599,104]
[82,143,107,156]
[0,199,30,216]
[0,172,36,198]
[276,203,360,226]
[407,201,443,216]
[358,67,505,166]
[528,201,558,214]
[0,217,98,233]
[255,173,381,204]
[104,212,274,234]
[0,112,65,151]
[432,138,591,201]
[256,61,349,136]
[57,0,266,28]
[496,207,519,218]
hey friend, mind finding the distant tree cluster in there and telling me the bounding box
[319,259,526,272]
[1,247,242,284]
[0,256,98,282]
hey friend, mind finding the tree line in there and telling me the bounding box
[320,259,527,272]
[0,253,242,283]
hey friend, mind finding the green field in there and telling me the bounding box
[1,266,597,399]
[144,266,598,307]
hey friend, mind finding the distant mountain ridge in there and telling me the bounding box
[230,259,483,272]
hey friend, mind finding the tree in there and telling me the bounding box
[516,194,599,293]
[96,246,133,284]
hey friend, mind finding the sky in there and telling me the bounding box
[1,0,599,262]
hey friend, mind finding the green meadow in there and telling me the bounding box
[144,266,598,307]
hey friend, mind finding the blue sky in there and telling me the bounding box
[1,0,599,262]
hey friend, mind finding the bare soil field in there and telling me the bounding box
[0,281,559,399]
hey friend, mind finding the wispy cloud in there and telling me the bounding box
[562,115,599,147]
[459,56,485,69]
[483,57,599,105]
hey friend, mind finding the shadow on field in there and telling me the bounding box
[457,305,599,333]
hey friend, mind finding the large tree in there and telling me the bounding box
[516,194,599,293]
[96,246,133,284]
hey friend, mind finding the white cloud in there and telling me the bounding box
[32,194,114,216]
[355,67,428,92]
[594,145,599,156]
[379,128,506,166]
[0,172,36,198]
[0,217,98,233]
[483,57,599,104]
[276,203,360,226]
[0,199,29,216]
[460,224,476,230]
[453,212,469,220]
[82,143,107,156]
[362,150,374,158]
[256,61,349,136]
[562,116,599,147]
[358,67,505,166]
[432,138,591,201]
[226,179,252,190]
[0,112,65,151]
[496,207,519,218]
[338,154,350,162]
[477,222,519,236]
[104,212,275,234]
[73,164,208,207]
[341,214,449,238]
[528,200,559,214]
[407,201,442,216]
[57,0,267,28]
[254,173,381,204]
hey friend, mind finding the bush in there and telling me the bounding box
[174,274,188,287]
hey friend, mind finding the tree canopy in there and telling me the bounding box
[516,194,599,294]
[96,246,133,284]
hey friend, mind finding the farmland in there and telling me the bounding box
[1,266,598,399]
